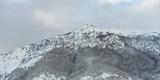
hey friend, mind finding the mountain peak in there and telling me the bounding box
[74,24,98,33]
[80,24,97,29]
[2,25,160,80]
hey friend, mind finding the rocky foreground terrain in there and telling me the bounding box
[1,25,160,80]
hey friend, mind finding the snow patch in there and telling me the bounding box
[81,72,133,80]
[33,73,66,80]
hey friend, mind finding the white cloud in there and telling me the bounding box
[98,0,133,5]
[2,0,29,5]
[97,0,160,11]
[33,9,73,33]
[33,10,56,27]
[131,0,160,10]
[140,0,160,9]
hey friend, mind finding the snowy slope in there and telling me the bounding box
[1,24,160,80]
[0,25,124,74]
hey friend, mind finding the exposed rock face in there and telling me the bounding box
[1,25,160,80]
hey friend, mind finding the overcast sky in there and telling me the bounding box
[0,0,160,53]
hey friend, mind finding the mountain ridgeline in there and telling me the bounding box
[1,25,160,80]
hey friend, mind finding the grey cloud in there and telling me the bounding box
[0,0,160,53]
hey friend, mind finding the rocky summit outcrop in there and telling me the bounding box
[1,24,160,80]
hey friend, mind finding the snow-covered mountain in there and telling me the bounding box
[1,24,160,80]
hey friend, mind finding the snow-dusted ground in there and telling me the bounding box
[33,72,134,80]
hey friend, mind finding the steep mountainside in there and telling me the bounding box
[1,25,160,80]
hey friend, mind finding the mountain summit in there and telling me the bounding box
[1,25,160,80]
